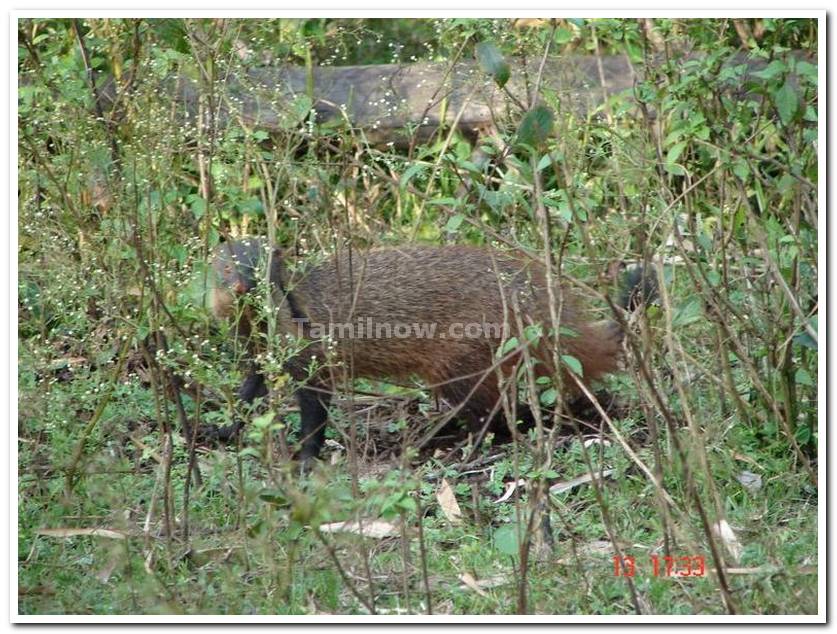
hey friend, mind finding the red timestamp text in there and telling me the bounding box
[613,555,706,577]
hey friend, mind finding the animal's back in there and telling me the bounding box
[284,245,615,392]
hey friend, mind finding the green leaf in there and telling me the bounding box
[536,153,554,172]
[773,80,799,126]
[540,388,558,406]
[561,354,583,377]
[777,174,797,194]
[543,192,572,223]
[153,19,190,53]
[753,179,766,213]
[457,160,483,174]
[666,141,687,165]
[170,245,187,265]
[752,59,787,80]
[794,316,818,350]
[397,495,417,514]
[259,488,290,507]
[501,337,520,355]
[238,197,263,216]
[279,94,313,130]
[136,324,150,343]
[732,158,750,182]
[493,524,520,557]
[553,26,574,44]
[426,197,458,206]
[663,127,683,146]
[523,324,543,343]
[445,213,466,232]
[189,196,207,219]
[795,368,814,387]
[664,141,687,176]
[238,447,261,460]
[400,163,426,189]
[475,41,511,88]
[253,412,275,430]
[671,296,702,328]
[795,424,812,446]
[517,105,555,149]
[796,60,817,85]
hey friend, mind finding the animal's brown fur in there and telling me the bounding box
[211,242,624,461]
[296,246,619,397]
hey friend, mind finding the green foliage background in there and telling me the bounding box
[18,18,818,616]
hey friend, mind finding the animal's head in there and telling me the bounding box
[209,238,271,320]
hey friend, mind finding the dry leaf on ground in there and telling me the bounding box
[583,437,611,448]
[318,519,399,539]
[549,469,614,495]
[495,479,526,504]
[436,478,463,524]
[555,540,615,564]
[458,572,513,595]
[458,572,489,597]
[712,519,743,563]
[736,470,763,493]
[36,528,128,540]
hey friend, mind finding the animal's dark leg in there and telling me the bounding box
[297,386,330,464]
[437,373,513,445]
[511,403,536,435]
[238,371,267,403]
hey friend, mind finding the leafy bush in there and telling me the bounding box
[18,17,818,616]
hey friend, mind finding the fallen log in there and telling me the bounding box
[166,56,639,146]
[88,51,810,148]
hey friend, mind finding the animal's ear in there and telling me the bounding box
[261,245,282,265]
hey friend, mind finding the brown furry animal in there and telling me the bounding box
[211,240,631,463]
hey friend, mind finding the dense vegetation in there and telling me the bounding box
[18,18,819,616]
